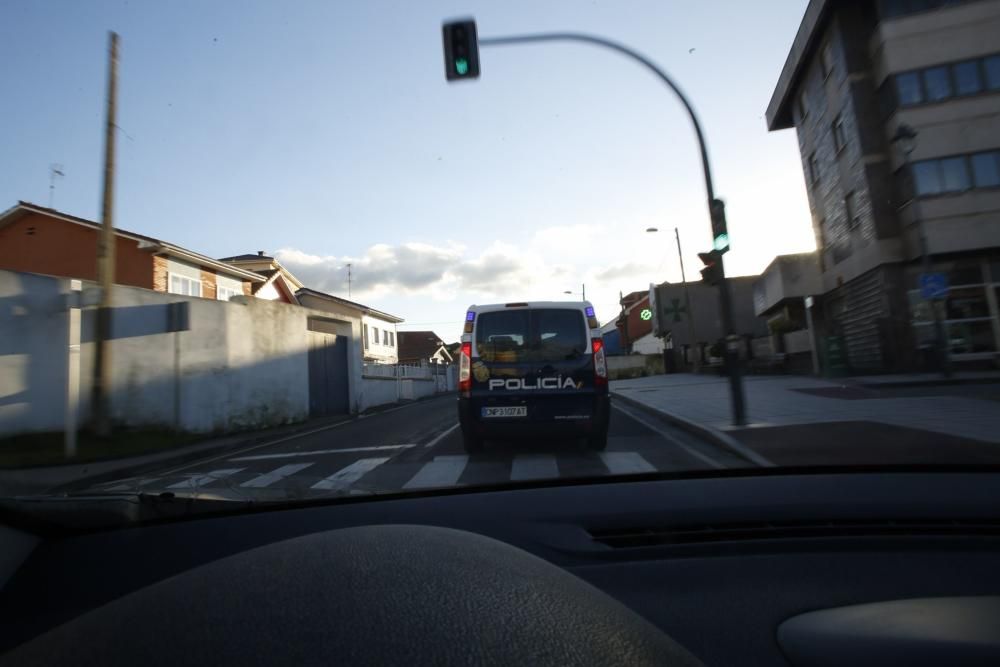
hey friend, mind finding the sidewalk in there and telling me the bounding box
[611,373,1000,445]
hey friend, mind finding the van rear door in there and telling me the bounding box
[470,308,594,422]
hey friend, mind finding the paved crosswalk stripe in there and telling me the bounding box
[311,458,390,491]
[403,455,468,489]
[167,468,245,490]
[599,452,656,475]
[231,444,415,462]
[239,463,314,488]
[510,454,558,481]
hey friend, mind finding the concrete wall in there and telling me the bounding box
[607,354,664,380]
[360,378,399,411]
[0,269,365,437]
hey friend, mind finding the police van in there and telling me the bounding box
[457,302,610,453]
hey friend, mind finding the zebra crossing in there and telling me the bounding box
[92,449,666,497]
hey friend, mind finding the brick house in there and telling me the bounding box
[0,201,263,299]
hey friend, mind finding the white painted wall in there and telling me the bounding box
[255,280,281,300]
[631,332,665,355]
[0,269,365,437]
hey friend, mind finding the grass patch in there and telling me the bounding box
[0,429,202,468]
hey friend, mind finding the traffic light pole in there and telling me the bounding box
[477,31,746,425]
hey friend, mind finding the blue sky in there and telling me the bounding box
[1,0,813,342]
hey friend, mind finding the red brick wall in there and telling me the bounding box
[618,296,653,348]
[201,269,218,300]
[0,211,154,289]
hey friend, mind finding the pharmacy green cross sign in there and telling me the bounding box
[663,298,687,323]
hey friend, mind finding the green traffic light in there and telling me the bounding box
[714,234,729,252]
[455,58,469,75]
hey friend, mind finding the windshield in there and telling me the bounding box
[3,0,1000,528]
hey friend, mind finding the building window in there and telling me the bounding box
[168,274,201,297]
[831,114,847,153]
[953,60,983,96]
[912,154,976,196]
[844,192,859,229]
[388,331,394,347]
[986,55,1000,90]
[940,156,971,192]
[971,151,1000,188]
[895,71,923,106]
[217,285,241,301]
[372,326,379,346]
[820,42,833,79]
[363,324,369,350]
[383,329,389,345]
[922,65,953,102]
[808,152,820,185]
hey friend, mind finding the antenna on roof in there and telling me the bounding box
[346,263,352,298]
[49,164,64,208]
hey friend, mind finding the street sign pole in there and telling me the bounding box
[470,29,746,425]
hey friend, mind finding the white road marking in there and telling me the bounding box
[599,452,656,475]
[510,454,558,481]
[230,444,415,462]
[311,457,390,491]
[166,468,244,490]
[612,403,726,470]
[423,422,460,448]
[403,455,468,489]
[239,463,314,488]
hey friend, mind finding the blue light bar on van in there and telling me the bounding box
[585,306,595,317]
[466,311,475,321]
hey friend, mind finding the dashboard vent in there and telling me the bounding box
[589,519,1000,549]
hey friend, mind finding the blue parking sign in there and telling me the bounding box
[920,272,949,300]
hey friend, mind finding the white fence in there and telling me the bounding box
[362,362,432,379]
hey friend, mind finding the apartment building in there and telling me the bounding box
[767,0,1000,371]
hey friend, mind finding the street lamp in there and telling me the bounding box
[647,226,699,372]
[564,284,586,300]
[891,123,951,377]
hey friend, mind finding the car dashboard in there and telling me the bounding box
[2,470,1000,665]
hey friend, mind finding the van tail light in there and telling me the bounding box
[592,338,608,386]
[459,342,472,394]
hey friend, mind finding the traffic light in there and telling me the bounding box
[442,20,480,81]
[698,251,722,286]
[710,198,729,253]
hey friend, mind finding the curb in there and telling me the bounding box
[611,391,775,468]
[850,376,1000,389]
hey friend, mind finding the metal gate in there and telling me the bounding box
[307,319,349,417]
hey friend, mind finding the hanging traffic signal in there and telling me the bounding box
[698,251,722,286]
[442,20,481,81]
[710,198,729,253]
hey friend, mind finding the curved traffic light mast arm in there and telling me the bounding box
[479,32,716,203]
[477,31,746,425]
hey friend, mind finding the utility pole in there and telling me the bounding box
[347,263,352,298]
[582,283,586,301]
[92,31,119,437]
[675,227,700,372]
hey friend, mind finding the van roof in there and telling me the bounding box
[467,301,593,312]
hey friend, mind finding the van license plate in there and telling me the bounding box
[482,406,527,418]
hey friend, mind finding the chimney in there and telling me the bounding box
[257,250,265,256]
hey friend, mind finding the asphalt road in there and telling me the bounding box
[83,395,751,500]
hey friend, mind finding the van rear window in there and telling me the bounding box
[475,309,587,363]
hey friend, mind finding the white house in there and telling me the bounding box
[362,313,404,364]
